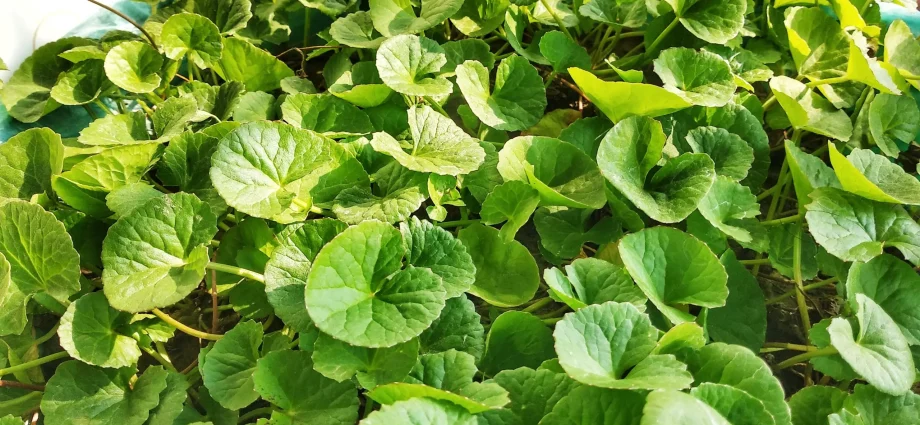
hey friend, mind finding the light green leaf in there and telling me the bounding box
[847,254,920,346]
[400,217,476,298]
[569,68,691,122]
[300,0,358,16]
[369,382,509,413]
[653,48,736,107]
[104,41,163,93]
[51,60,110,105]
[843,383,920,424]
[491,367,580,424]
[698,177,762,244]
[620,226,727,324]
[106,182,164,219]
[332,163,427,225]
[78,111,149,146]
[598,116,716,223]
[213,38,294,92]
[233,91,277,122]
[685,126,754,181]
[703,46,774,91]
[451,0,509,37]
[479,311,555,376]
[253,350,359,425]
[688,343,791,425]
[707,251,767,352]
[666,0,746,44]
[58,292,141,368]
[844,29,904,94]
[312,333,419,389]
[102,193,217,312]
[161,13,223,69]
[539,31,591,73]
[691,383,776,425]
[281,93,374,138]
[885,19,920,85]
[327,62,393,108]
[540,386,646,425]
[0,200,81,303]
[456,56,547,131]
[783,6,859,108]
[210,121,368,224]
[579,0,647,28]
[0,128,64,199]
[42,362,167,425]
[370,105,485,175]
[480,181,540,242]
[376,34,452,96]
[829,294,916,395]
[829,145,920,205]
[641,390,731,425]
[785,140,840,207]
[330,11,386,48]
[202,321,263,409]
[789,386,849,425]
[184,0,252,34]
[419,295,485,361]
[769,76,853,141]
[368,0,464,36]
[868,93,919,158]
[532,0,578,27]
[497,136,606,209]
[361,398,476,425]
[805,188,920,265]
[406,350,478,392]
[543,258,646,311]
[306,221,447,348]
[457,224,539,308]
[442,39,495,74]
[0,253,27,337]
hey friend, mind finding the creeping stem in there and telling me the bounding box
[151,309,224,341]
[205,262,265,283]
[0,352,69,378]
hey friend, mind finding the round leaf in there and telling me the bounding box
[653,48,736,107]
[457,224,539,307]
[59,292,142,368]
[161,13,223,69]
[202,321,263,409]
[543,258,646,311]
[376,34,452,96]
[104,41,163,94]
[456,56,547,131]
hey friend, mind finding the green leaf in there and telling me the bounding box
[480,181,540,242]
[77,111,149,146]
[42,362,167,425]
[306,221,447,348]
[847,254,920,345]
[769,76,853,141]
[653,48,736,107]
[534,208,619,261]
[598,116,716,223]
[106,182,164,219]
[330,11,386,48]
[451,0,509,37]
[828,294,916,395]
[370,105,485,175]
[312,333,419,388]
[361,398,476,425]
[59,292,142,368]
[369,381,509,413]
[785,140,840,207]
[102,193,217,312]
[503,5,550,65]
[50,60,110,105]
[457,224,539,307]
[685,127,754,181]
[703,46,774,91]
[479,311,555,376]
[868,93,919,158]
[406,350,478,391]
[706,251,767,352]
[157,131,225,214]
[789,386,849,425]
[104,41,163,93]
[666,0,746,44]
[419,295,485,361]
[202,321,263,409]
[497,136,606,209]
[828,145,920,205]
[1,37,93,122]
[0,253,27,337]
[147,369,189,425]
[843,383,920,424]
[213,38,294,92]
[400,217,476,299]
[540,386,646,425]
[376,34,452,96]
[442,39,496,74]
[0,128,63,199]
[0,200,81,303]
[569,68,691,122]
[689,343,791,425]
[184,0,253,34]
[697,177,762,245]
[456,56,547,131]
[783,6,859,108]
[280,93,374,138]
[809,318,860,382]
[579,0,647,28]
[327,61,393,109]
[53,143,162,218]
[210,121,368,224]
[543,258,646,311]
[253,350,359,425]
[844,29,904,95]
[162,13,223,69]
[641,390,731,425]
[233,91,277,122]
[491,367,580,424]
[885,19,920,83]
[619,226,727,324]
[369,0,464,36]
[555,302,692,390]
[692,383,776,425]
[539,31,591,73]
[331,163,428,225]
[805,188,920,265]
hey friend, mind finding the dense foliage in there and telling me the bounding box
[0,0,919,423]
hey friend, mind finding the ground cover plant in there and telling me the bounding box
[0,0,919,423]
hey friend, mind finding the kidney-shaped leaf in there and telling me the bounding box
[104,41,163,94]
[769,76,852,141]
[846,254,920,346]
[653,48,736,107]
[828,145,920,205]
[457,224,539,307]
[0,128,64,200]
[400,217,476,298]
[456,56,547,131]
[543,258,646,311]
[202,321,263,409]
[570,68,691,123]
[369,0,464,36]
[59,292,142,368]
[213,38,294,92]
[666,0,746,45]
[641,390,731,425]
[281,93,375,138]
[376,34,452,96]
[161,13,223,69]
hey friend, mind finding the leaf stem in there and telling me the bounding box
[805,76,849,88]
[205,262,265,283]
[766,277,839,305]
[32,324,60,348]
[423,96,449,117]
[0,380,45,391]
[793,224,812,333]
[762,95,777,111]
[86,0,158,50]
[434,219,480,229]
[762,342,815,352]
[150,309,223,341]
[522,298,552,313]
[739,258,770,266]
[761,214,803,226]
[775,346,838,369]
[643,16,681,60]
[542,317,563,325]
[238,407,274,424]
[0,352,69,378]
[539,0,575,41]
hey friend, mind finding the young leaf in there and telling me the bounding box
[539,31,591,73]
[653,48,737,107]
[104,41,163,94]
[783,6,859,108]
[684,126,755,181]
[543,258,646,311]
[769,76,853,141]
[184,0,252,34]
[101,193,217,312]
[569,68,692,123]
[664,0,746,44]
[50,60,110,106]
[376,34,452,96]
[457,224,539,307]
[456,56,547,131]
[330,11,386,48]
[450,0,509,37]
[785,140,841,207]
[331,163,428,225]
[369,381,509,413]
[697,177,762,244]
[0,128,64,199]
[828,145,920,205]
[362,398,476,425]
[480,181,540,242]
[368,0,465,36]
[579,0,646,28]
[161,13,223,69]
[884,19,920,85]
[642,390,732,425]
